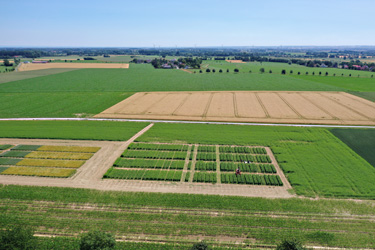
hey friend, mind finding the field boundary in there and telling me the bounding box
[1,118,375,128]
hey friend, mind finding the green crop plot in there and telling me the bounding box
[330,128,375,167]
[0,120,149,141]
[137,123,375,199]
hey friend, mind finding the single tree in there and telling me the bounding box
[80,231,116,250]
[259,67,265,73]
[269,69,272,73]
[297,72,300,75]
[319,71,322,76]
[312,72,315,75]
[219,69,223,73]
[281,69,286,75]
[289,70,293,74]
[234,68,239,73]
[226,69,229,73]
[333,73,336,76]
[0,225,36,250]
[325,72,328,76]
[349,74,352,77]
[371,75,373,78]
[199,70,202,73]
[3,59,12,66]
[306,72,308,75]
[191,241,210,250]
[341,73,344,76]
[212,69,215,73]
[249,70,252,73]
[206,68,211,73]
[276,238,307,250]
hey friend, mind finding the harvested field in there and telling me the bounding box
[18,62,129,71]
[96,91,375,125]
[226,60,245,63]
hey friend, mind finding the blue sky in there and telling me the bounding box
[1,0,374,47]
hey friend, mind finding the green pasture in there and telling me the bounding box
[0,66,14,73]
[196,60,375,78]
[0,68,77,84]
[1,185,375,248]
[0,120,149,141]
[0,92,131,118]
[137,123,375,199]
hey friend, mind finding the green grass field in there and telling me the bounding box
[0,63,373,118]
[330,128,375,167]
[137,123,375,199]
[0,120,149,141]
[1,185,375,248]
[196,60,375,78]
[0,68,77,84]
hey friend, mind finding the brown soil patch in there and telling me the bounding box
[18,63,129,71]
[95,91,375,126]
[226,60,245,63]
[180,68,193,73]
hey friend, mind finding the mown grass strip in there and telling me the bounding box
[1,167,76,177]
[16,159,84,168]
[37,145,100,153]
[25,151,93,160]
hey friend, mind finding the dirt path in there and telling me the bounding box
[180,68,193,73]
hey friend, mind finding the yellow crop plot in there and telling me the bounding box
[25,151,93,160]
[16,159,84,168]
[37,145,100,153]
[1,167,76,178]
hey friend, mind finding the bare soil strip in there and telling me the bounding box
[18,62,129,71]
[225,60,245,63]
[96,91,375,126]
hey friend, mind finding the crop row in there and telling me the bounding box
[219,146,267,154]
[192,172,217,183]
[0,166,76,178]
[0,151,31,158]
[194,161,216,171]
[16,159,84,168]
[128,143,189,151]
[220,154,271,163]
[104,168,182,181]
[0,144,13,150]
[220,163,276,173]
[195,152,216,161]
[36,145,100,153]
[221,173,282,186]
[197,145,216,152]
[122,150,187,160]
[114,158,185,170]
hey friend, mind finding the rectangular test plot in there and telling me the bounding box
[206,92,235,117]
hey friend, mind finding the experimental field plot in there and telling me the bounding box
[96,91,375,125]
[0,145,100,177]
[104,142,285,186]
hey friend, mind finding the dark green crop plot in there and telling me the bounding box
[104,168,182,181]
[0,158,22,165]
[330,128,375,167]
[11,145,41,151]
[138,123,375,199]
[122,150,187,160]
[0,120,149,141]
[193,172,217,183]
[114,158,185,170]
[0,151,31,158]
[0,144,12,150]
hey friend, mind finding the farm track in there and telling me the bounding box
[1,117,375,128]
